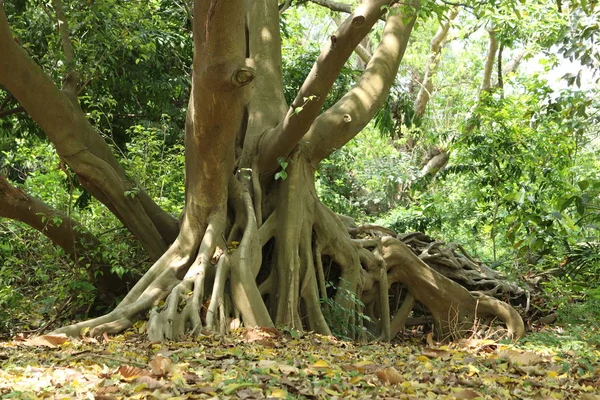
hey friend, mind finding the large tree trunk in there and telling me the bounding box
[13,0,523,341]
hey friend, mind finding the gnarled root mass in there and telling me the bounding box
[55,170,527,342]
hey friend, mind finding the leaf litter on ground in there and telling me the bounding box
[0,325,599,399]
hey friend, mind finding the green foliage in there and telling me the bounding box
[0,221,97,337]
[274,157,289,181]
[320,281,372,341]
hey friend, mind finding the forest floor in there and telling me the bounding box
[0,323,599,400]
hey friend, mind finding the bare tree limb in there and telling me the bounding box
[0,106,24,117]
[0,5,178,257]
[480,28,498,93]
[260,0,391,172]
[331,14,372,65]
[501,49,525,77]
[413,8,458,120]
[51,0,79,98]
[279,0,293,14]
[496,41,504,94]
[309,0,353,14]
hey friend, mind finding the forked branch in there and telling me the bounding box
[260,0,392,172]
[305,3,418,163]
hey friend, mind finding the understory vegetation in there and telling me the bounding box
[0,0,599,351]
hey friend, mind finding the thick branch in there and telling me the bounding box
[239,0,288,167]
[0,175,129,302]
[309,0,353,14]
[331,15,372,66]
[305,3,418,163]
[260,0,391,172]
[480,29,497,93]
[185,0,247,216]
[0,5,178,257]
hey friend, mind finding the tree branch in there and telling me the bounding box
[309,0,353,14]
[0,174,130,302]
[480,28,497,93]
[0,5,178,257]
[413,8,458,120]
[260,0,391,173]
[51,0,79,98]
[331,14,372,65]
[0,105,24,117]
[185,0,247,212]
[305,3,418,164]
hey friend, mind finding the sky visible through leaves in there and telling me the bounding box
[1,325,599,399]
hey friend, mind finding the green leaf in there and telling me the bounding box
[578,180,590,190]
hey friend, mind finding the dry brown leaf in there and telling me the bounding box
[422,348,451,360]
[196,386,218,394]
[257,326,281,337]
[376,367,403,385]
[95,385,120,395]
[24,334,68,348]
[115,365,149,379]
[149,354,172,376]
[134,374,163,389]
[426,332,435,347]
[498,349,543,366]
[459,338,497,352]
[513,365,546,376]
[243,328,263,342]
[452,388,481,399]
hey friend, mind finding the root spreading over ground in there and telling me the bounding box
[55,166,527,342]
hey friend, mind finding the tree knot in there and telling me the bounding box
[232,67,256,87]
[351,16,365,27]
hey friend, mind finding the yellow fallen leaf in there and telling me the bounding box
[547,370,559,378]
[312,359,329,368]
[270,388,287,398]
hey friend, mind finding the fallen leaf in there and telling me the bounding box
[24,334,68,348]
[422,348,451,360]
[311,359,330,369]
[452,388,481,399]
[115,365,149,379]
[426,332,435,347]
[498,349,543,366]
[134,374,163,389]
[149,354,172,376]
[377,367,403,385]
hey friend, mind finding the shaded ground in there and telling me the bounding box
[1,325,599,399]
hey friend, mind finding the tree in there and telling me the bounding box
[0,0,526,341]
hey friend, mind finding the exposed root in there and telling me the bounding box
[378,236,525,339]
[54,162,527,343]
